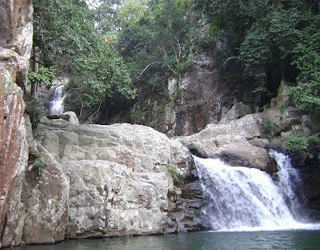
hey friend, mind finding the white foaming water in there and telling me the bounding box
[269,150,305,219]
[194,151,320,232]
[50,85,66,115]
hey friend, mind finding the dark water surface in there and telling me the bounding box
[13,230,320,250]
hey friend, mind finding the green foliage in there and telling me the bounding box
[176,58,195,74]
[285,133,320,160]
[65,44,136,120]
[33,0,100,71]
[166,165,184,185]
[240,25,272,83]
[32,0,137,122]
[130,110,147,121]
[29,149,47,172]
[118,0,148,25]
[193,0,320,157]
[286,13,320,114]
[287,78,320,113]
[118,0,201,94]
[193,0,320,108]
[32,0,320,133]
[28,66,56,89]
[259,117,279,139]
[91,0,122,33]
[280,105,285,114]
[205,0,267,104]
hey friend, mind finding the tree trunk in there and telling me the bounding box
[31,45,39,95]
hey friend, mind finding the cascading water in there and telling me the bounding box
[49,85,66,115]
[195,150,319,231]
[269,150,306,220]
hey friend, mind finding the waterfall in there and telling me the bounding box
[269,150,306,220]
[194,151,319,231]
[49,85,66,115]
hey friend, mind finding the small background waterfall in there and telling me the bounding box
[195,150,317,231]
[49,85,66,115]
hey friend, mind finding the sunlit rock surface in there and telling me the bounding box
[33,119,204,238]
[0,0,32,247]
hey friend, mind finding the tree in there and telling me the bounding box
[118,0,199,95]
[118,0,148,25]
[31,0,136,122]
[66,44,136,121]
[91,0,123,33]
[32,0,99,72]
[192,0,319,107]
[193,0,320,159]
[289,12,320,114]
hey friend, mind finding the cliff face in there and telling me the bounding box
[112,49,229,137]
[0,0,33,248]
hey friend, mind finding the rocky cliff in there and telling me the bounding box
[0,0,32,248]
[112,48,230,137]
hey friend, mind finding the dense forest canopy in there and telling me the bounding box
[29,0,319,158]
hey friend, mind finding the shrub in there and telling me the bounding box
[259,117,279,139]
[166,165,184,185]
[285,133,320,161]
[29,149,48,172]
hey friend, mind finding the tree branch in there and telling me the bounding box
[134,61,160,81]
[162,45,177,75]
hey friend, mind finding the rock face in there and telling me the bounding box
[178,113,275,172]
[113,49,229,137]
[0,0,33,248]
[304,170,320,216]
[178,83,304,173]
[220,102,252,124]
[0,0,33,92]
[0,78,28,247]
[30,118,204,240]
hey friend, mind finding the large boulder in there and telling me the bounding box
[177,82,306,173]
[32,118,203,238]
[35,119,192,174]
[270,81,293,109]
[304,170,320,216]
[178,113,275,171]
[64,160,170,237]
[220,102,252,124]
